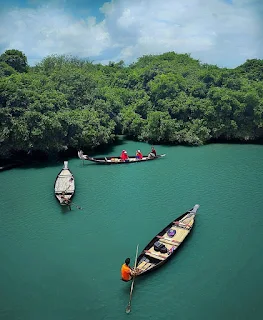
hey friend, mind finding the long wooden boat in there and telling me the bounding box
[54,161,75,205]
[135,204,199,276]
[77,150,166,164]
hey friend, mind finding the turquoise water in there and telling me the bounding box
[0,142,263,320]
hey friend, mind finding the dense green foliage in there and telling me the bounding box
[0,49,263,157]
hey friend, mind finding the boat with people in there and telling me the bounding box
[54,161,75,206]
[77,147,166,165]
[134,204,199,276]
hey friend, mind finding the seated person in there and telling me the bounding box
[120,150,129,162]
[121,258,140,281]
[148,146,157,158]
[136,150,143,160]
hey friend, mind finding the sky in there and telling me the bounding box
[0,0,262,68]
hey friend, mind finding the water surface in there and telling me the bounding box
[0,142,263,320]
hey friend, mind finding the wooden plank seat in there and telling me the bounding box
[137,261,153,272]
[55,192,74,195]
[173,221,192,229]
[58,174,72,177]
[138,261,148,268]
[141,263,154,273]
[144,250,166,261]
[157,235,181,246]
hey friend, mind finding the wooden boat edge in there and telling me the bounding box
[136,204,200,276]
[78,150,166,164]
[54,161,75,205]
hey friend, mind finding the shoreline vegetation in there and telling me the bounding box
[0,49,263,166]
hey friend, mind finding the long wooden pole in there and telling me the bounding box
[125,244,139,314]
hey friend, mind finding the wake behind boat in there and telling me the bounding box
[77,150,166,165]
[54,161,75,206]
[135,204,199,276]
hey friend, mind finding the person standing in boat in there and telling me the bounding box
[148,146,157,158]
[121,258,138,281]
[136,150,143,160]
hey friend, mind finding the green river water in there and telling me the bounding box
[0,141,263,320]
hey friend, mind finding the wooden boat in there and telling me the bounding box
[77,150,166,164]
[135,204,200,276]
[54,161,75,205]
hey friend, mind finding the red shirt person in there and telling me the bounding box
[120,150,129,161]
[136,150,143,159]
[151,147,157,156]
[148,146,157,159]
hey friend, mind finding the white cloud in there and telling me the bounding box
[0,6,110,64]
[0,0,261,67]
[103,0,262,67]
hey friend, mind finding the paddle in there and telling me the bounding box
[125,244,139,314]
[69,201,83,210]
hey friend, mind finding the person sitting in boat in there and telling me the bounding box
[120,150,129,162]
[148,146,157,158]
[136,150,143,160]
[60,192,71,210]
[61,192,68,204]
[120,150,125,160]
[121,258,138,282]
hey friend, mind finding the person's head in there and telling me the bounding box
[138,150,141,153]
[125,258,130,265]
[152,146,155,150]
[124,151,127,154]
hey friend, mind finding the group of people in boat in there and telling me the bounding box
[120,147,157,162]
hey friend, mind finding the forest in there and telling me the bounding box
[0,49,263,159]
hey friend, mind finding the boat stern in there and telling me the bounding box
[78,150,86,160]
[190,204,200,214]
[63,161,68,169]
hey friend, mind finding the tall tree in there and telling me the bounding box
[0,49,28,73]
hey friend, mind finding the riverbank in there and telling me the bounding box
[1,135,263,171]
[0,162,23,172]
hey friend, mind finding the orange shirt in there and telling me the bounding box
[121,263,131,281]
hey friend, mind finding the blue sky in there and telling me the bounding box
[0,0,262,67]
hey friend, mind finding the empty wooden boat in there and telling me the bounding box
[78,150,166,165]
[135,204,199,276]
[54,161,75,205]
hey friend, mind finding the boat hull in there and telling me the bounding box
[54,161,75,206]
[135,204,199,276]
[78,150,165,164]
